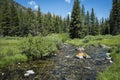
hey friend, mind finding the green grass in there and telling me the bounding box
[66,35,120,46]
[66,34,120,80]
[0,33,69,67]
[0,37,27,67]
[20,33,69,60]
[0,34,120,80]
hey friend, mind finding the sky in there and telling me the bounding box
[15,0,112,20]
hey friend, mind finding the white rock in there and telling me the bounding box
[85,67,92,70]
[24,73,30,77]
[26,70,35,74]
[18,62,21,65]
[110,60,113,63]
[76,55,84,59]
[106,53,111,56]
[24,70,35,77]
[106,57,111,60]
[54,54,57,56]
[2,73,4,76]
[65,55,70,58]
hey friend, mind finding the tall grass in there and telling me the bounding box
[97,44,120,80]
[66,35,120,46]
[0,38,27,67]
[0,33,69,67]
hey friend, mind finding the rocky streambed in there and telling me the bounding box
[0,44,112,80]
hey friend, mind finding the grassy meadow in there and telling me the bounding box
[0,37,27,67]
[0,33,69,67]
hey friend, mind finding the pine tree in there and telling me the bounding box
[94,17,100,35]
[110,0,120,35]
[0,0,11,36]
[90,8,95,35]
[18,9,30,36]
[37,7,43,35]
[70,0,82,38]
[104,19,110,34]
[26,8,35,35]
[100,17,105,35]
[85,11,90,35]
[66,14,70,32]
[81,5,85,27]
[9,0,19,36]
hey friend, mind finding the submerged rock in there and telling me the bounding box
[65,55,70,58]
[85,67,93,70]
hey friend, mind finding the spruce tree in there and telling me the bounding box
[26,8,35,35]
[81,5,85,27]
[85,11,90,35]
[0,0,11,36]
[110,0,120,35]
[37,7,43,35]
[70,0,82,38]
[9,0,19,36]
[104,19,110,34]
[90,8,95,35]
[94,17,100,35]
[66,14,70,32]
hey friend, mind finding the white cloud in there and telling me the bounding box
[28,1,36,5]
[67,12,71,15]
[65,0,71,3]
[34,5,39,10]
[28,0,38,10]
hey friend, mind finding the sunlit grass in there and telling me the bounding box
[0,33,70,67]
[66,35,120,46]
[0,37,27,67]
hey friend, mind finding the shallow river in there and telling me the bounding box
[0,44,111,80]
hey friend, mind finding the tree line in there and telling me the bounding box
[70,0,120,38]
[0,0,120,38]
[0,0,70,37]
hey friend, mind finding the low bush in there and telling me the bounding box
[21,34,60,60]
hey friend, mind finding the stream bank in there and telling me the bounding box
[0,44,112,80]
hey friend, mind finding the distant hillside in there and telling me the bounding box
[0,0,27,12]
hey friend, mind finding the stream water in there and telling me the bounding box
[0,44,111,80]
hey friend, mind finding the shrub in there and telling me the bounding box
[21,35,58,60]
[82,35,94,43]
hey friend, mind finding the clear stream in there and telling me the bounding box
[0,44,111,80]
